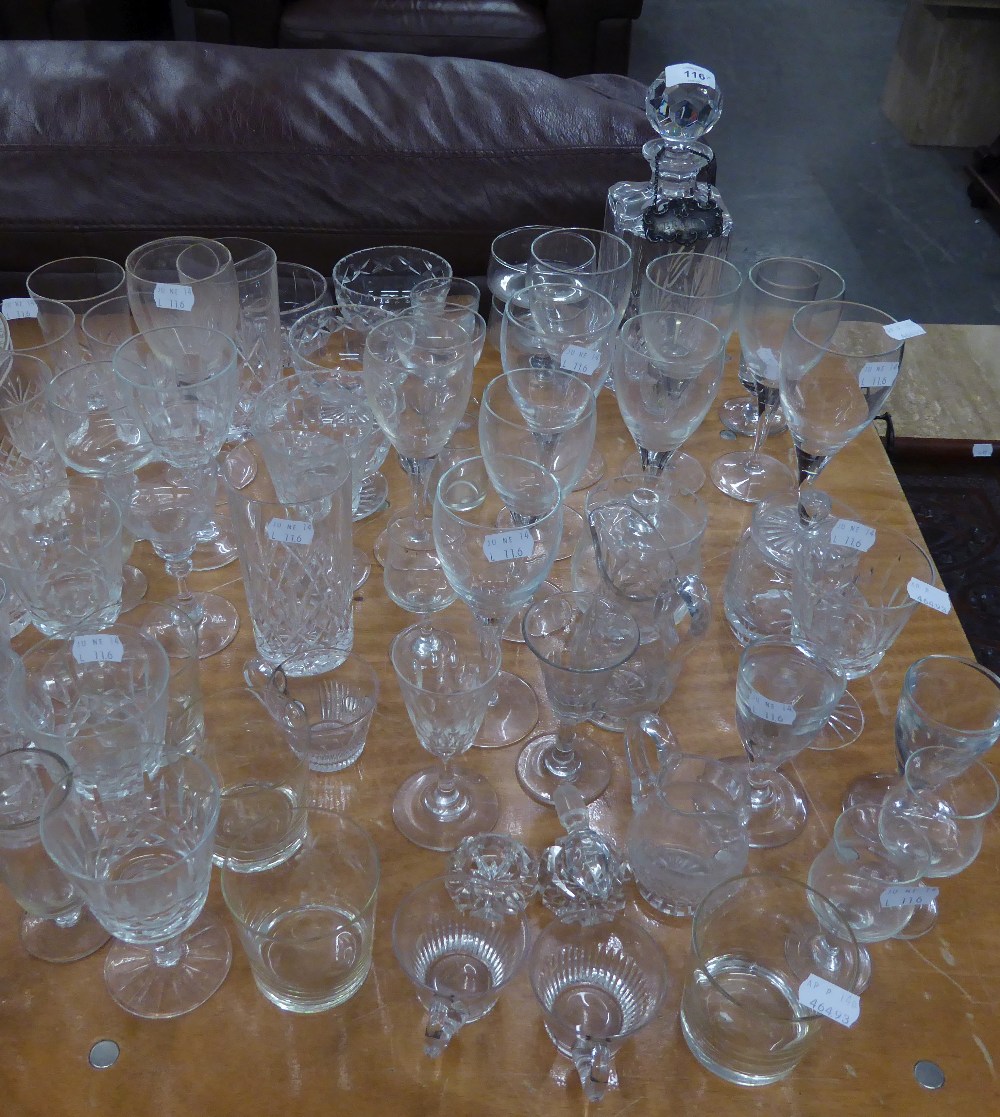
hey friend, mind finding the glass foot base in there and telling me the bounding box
[516,730,611,806]
[392,764,499,851]
[355,472,389,522]
[20,910,110,964]
[710,451,794,504]
[475,670,538,748]
[841,771,896,813]
[636,449,707,494]
[784,933,872,995]
[191,510,240,572]
[895,899,938,940]
[729,762,808,849]
[719,396,787,438]
[171,592,239,659]
[502,580,560,645]
[810,691,864,751]
[120,565,148,613]
[572,448,605,492]
[104,913,232,1019]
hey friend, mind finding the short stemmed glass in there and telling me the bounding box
[529,227,633,325]
[362,308,475,569]
[433,455,563,748]
[113,325,240,655]
[518,590,640,805]
[485,224,557,343]
[45,360,156,611]
[40,754,231,1019]
[0,747,110,963]
[711,257,845,503]
[479,368,595,558]
[734,637,845,847]
[393,876,531,1056]
[391,615,502,851]
[612,310,726,493]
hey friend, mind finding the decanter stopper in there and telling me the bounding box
[539,783,629,925]
[446,833,539,922]
[646,63,723,147]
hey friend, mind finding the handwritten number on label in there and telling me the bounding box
[72,635,125,664]
[482,528,534,563]
[266,518,314,546]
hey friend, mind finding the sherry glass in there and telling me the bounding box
[734,637,845,847]
[390,614,502,850]
[479,368,595,558]
[711,257,845,503]
[393,876,530,1056]
[80,295,138,360]
[529,227,633,325]
[40,754,232,1019]
[27,256,126,351]
[518,589,640,806]
[433,454,563,748]
[0,747,110,962]
[333,245,452,335]
[529,915,668,1102]
[486,224,557,344]
[612,310,725,493]
[45,359,156,612]
[362,307,475,574]
[8,296,84,372]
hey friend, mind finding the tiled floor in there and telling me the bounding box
[629,0,1000,329]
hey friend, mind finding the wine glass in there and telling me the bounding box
[276,261,332,361]
[333,245,452,335]
[433,454,563,748]
[612,310,726,493]
[529,227,633,325]
[0,747,110,962]
[711,257,845,503]
[734,637,845,847]
[393,876,531,1056]
[844,655,1000,811]
[40,754,232,1019]
[479,368,595,558]
[518,590,640,806]
[362,308,475,573]
[390,614,502,850]
[485,224,558,344]
[529,915,668,1101]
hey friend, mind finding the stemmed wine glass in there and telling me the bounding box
[612,310,726,493]
[362,308,475,570]
[733,636,845,847]
[276,261,333,361]
[391,614,502,850]
[518,590,640,806]
[113,325,240,656]
[433,455,563,748]
[529,227,633,325]
[711,257,845,503]
[485,224,558,343]
[40,754,231,1019]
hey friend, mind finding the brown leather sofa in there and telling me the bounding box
[0,40,649,291]
[184,0,643,76]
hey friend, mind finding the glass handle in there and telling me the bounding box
[424,997,468,1057]
[571,1037,613,1102]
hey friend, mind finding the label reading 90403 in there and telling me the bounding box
[266,518,314,546]
[482,528,534,563]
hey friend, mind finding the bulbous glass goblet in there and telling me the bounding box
[485,224,558,344]
[734,637,845,847]
[0,747,110,963]
[433,455,563,748]
[529,227,633,325]
[612,311,725,493]
[711,257,845,504]
[40,754,231,1019]
[519,590,640,806]
[391,615,502,851]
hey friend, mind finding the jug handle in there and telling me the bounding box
[624,712,682,805]
[571,1036,613,1102]
[424,996,469,1058]
[655,573,712,647]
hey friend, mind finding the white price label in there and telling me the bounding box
[755,346,780,381]
[266,518,314,545]
[662,63,717,90]
[1,297,38,320]
[72,635,124,664]
[746,686,796,725]
[153,283,195,312]
[973,443,994,458]
[907,578,952,615]
[880,884,939,910]
[884,320,925,341]
[482,528,534,563]
[560,345,601,377]
[798,974,860,1028]
[830,518,876,552]
[858,361,898,389]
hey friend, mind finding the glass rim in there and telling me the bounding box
[11,296,77,354]
[490,225,555,271]
[481,368,596,432]
[522,589,640,675]
[276,260,331,317]
[434,453,563,530]
[0,746,70,834]
[272,650,380,723]
[746,256,846,305]
[124,236,233,284]
[643,252,743,300]
[619,310,725,364]
[530,226,632,275]
[332,244,452,288]
[504,280,618,331]
[287,303,358,358]
[26,256,126,306]
[112,325,238,388]
[790,299,904,360]
[902,745,1000,818]
[213,237,278,285]
[902,654,1000,734]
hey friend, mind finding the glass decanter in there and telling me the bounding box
[606,62,732,318]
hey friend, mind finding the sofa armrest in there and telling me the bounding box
[184,0,283,46]
[544,0,644,76]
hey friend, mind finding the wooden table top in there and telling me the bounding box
[2,343,994,1117]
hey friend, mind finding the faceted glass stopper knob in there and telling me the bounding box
[446,833,539,922]
[539,829,629,926]
[646,62,723,144]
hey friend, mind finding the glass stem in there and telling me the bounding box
[543,721,583,781]
[747,384,780,469]
[399,455,435,528]
[164,554,203,627]
[426,757,467,822]
[54,904,83,929]
[152,933,186,968]
[639,447,676,475]
[476,615,506,709]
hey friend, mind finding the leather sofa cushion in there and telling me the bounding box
[0,40,648,282]
[280,0,548,69]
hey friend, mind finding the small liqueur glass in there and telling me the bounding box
[393,876,531,1057]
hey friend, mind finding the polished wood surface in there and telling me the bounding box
[2,344,996,1116]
